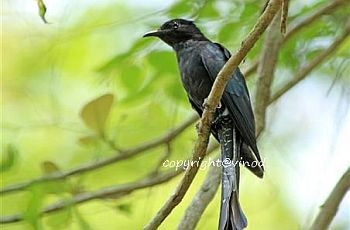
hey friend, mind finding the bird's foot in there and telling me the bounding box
[195,121,200,132]
[202,98,222,109]
[211,115,221,128]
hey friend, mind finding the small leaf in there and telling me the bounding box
[80,94,114,134]
[41,161,60,174]
[46,207,72,229]
[70,183,85,195]
[78,135,99,146]
[1,144,18,172]
[98,39,153,72]
[75,209,93,230]
[120,65,144,92]
[40,161,68,194]
[147,51,177,75]
[218,22,239,43]
[116,203,132,215]
[24,187,44,229]
[36,0,48,23]
[165,81,187,104]
[169,0,195,17]
[198,1,220,19]
[240,2,260,20]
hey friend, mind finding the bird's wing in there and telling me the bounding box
[200,42,261,161]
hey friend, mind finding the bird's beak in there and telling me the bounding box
[143,30,164,38]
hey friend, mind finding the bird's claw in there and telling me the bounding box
[202,98,209,109]
[195,121,200,132]
[202,98,222,109]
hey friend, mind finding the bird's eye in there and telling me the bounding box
[173,22,179,29]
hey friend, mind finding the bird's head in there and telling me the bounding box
[143,19,207,47]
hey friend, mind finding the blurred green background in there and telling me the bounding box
[1,0,349,229]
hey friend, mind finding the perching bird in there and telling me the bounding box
[144,19,263,230]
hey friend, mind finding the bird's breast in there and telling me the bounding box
[176,48,212,108]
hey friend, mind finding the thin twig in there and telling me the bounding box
[254,10,283,135]
[0,169,184,224]
[310,167,350,230]
[284,0,348,41]
[270,24,350,103]
[0,142,219,224]
[143,1,282,229]
[242,59,259,77]
[280,0,289,34]
[148,142,172,177]
[0,115,198,194]
[246,0,348,77]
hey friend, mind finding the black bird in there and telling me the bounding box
[144,19,263,230]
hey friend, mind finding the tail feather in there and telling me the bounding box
[218,120,247,230]
[241,143,264,178]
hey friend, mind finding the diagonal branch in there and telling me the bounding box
[280,0,289,34]
[175,18,350,230]
[143,1,282,229]
[0,169,184,224]
[177,162,221,230]
[270,23,350,103]
[0,142,219,224]
[245,0,349,77]
[0,115,198,194]
[284,0,349,41]
[254,10,283,135]
[310,167,350,230]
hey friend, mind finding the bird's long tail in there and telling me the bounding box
[218,118,247,230]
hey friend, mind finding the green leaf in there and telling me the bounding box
[168,0,195,17]
[41,161,60,174]
[1,144,18,172]
[240,2,260,20]
[218,22,240,43]
[198,0,220,19]
[119,75,156,104]
[280,39,299,70]
[41,161,68,194]
[120,65,144,92]
[147,51,177,75]
[98,39,153,72]
[36,0,48,23]
[165,80,187,104]
[116,203,132,215]
[78,135,99,146]
[75,209,93,230]
[46,207,72,229]
[24,187,44,229]
[80,94,114,134]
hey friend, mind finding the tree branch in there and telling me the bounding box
[254,10,283,135]
[177,162,221,230]
[0,169,184,224]
[143,6,347,229]
[0,115,198,194]
[284,0,349,41]
[245,0,348,77]
[0,142,219,224]
[143,1,282,229]
[310,167,350,230]
[173,29,348,226]
[3,0,345,226]
[270,23,350,103]
[242,59,259,77]
[280,0,289,34]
